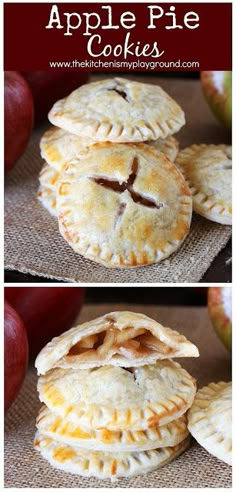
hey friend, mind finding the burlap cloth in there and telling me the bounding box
[4,76,231,283]
[5,303,232,488]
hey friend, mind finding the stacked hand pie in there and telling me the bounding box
[34,311,199,479]
[37,77,231,268]
[37,77,195,268]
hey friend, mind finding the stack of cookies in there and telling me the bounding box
[37,77,194,268]
[37,77,232,268]
[34,311,199,479]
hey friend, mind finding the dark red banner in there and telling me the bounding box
[4,3,232,71]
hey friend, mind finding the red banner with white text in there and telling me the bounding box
[4,3,232,71]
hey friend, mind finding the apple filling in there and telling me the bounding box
[67,318,173,362]
[108,88,129,102]
[91,158,162,210]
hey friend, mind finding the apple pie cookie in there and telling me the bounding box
[176,144,232,225]
[148,136,179,162]
[37,185,57,218]
[40,127,95,172]
[38,162,60,190]
[57,143,192,267]
[40,126,179,172]
[187,381,232,465]
[35,311,199,374]
[48,78,185,143]
[34,432,190,479]
[37,162,60,217]
[37,361,196,430]
[36,405,189,451]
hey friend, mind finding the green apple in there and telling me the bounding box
[201,71,232,129]
[208,287,231,351]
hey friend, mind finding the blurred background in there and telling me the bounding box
[5,286,208,368]
[85,287,207,305]
[102,72,199,78]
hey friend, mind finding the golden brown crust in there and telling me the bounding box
[36,405,189,451]
[35,311,199,374]
[40,127,95,172]
[148,136,179,162]
[37,162,60,217]
[37,361,197,430]
[176,144,232,225]
[37,185,57,217]
[57,143,192,267]
[38,162,61,190]
[48,78,185,143]
[40,126,180,171]
[34,431,191,478]
[188,381,232,465]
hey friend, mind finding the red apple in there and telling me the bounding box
[201,71,232,129]
[4,71,34,174]
[208,287,232,351]
[5,287,85,359]
[21,71,89,123]
[4,300,29,412]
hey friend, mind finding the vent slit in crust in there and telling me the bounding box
[108,88,129,102]
[91,157,163,210]
[114,203,127,229]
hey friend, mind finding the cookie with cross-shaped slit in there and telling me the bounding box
[40,126,179,173]
[176,144,232,225]
[48,77,185,143]
[57,143,192,267]
[38,134,178,217]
